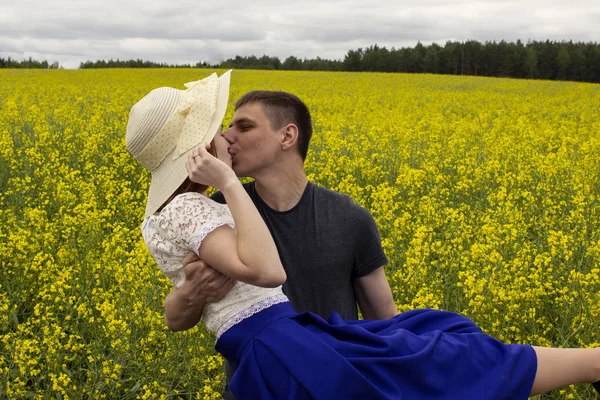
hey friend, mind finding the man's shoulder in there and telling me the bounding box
[312,182,351,201]
[311,183,370,216]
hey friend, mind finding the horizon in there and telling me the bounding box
[3,38,599,70]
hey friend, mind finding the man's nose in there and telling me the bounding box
[223,128,235,144]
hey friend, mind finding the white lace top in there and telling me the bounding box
[141,192,287,337]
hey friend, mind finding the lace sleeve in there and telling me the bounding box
[162,192,235,255]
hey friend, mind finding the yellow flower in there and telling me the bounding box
[1,69,598,399]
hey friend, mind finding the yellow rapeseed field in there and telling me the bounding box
[1,69,599,399]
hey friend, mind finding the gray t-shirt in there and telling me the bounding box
[212,181,388,399]
[211,181,388,320]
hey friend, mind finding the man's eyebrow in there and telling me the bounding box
[229,117,254,127]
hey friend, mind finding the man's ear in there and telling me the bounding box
[280,123,299,151]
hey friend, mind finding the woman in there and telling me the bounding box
[127,71,600,399]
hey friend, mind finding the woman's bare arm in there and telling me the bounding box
[186,144,286,287]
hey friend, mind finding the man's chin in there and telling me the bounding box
[231,164,245,178]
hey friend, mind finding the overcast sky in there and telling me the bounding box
[1,0,598,69]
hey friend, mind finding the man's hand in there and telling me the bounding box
[164,253,236,331]
[182,253,237,304]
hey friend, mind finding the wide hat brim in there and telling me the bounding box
[144,70,231,217]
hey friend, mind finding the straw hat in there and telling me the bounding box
[126,70,232,217]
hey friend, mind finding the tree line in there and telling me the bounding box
[3,40,600,83]
[0,57,60,69]
[218,40,600,83]
[78,59,213,69]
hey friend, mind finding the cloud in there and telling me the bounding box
[1,0,598,69]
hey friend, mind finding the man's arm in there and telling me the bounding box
[350,205,396,320]
[353,266,397,320]
[164,254,236,331]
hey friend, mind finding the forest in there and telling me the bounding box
[3,40,600,83]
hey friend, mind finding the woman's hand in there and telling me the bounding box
[186,143,237,190]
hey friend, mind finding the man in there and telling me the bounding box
[163,90,397,398]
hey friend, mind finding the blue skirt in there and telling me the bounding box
[215,302,537,400]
